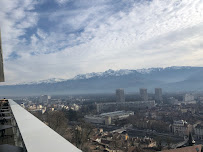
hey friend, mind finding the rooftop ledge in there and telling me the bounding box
[8,99,81,152]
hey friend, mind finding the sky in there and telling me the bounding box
[0,0,203,84]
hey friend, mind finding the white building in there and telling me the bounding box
[37,105,43,109]
[100,111,134,120]
[172,120,188,137]
[85,111,134,125]
[70,104,80,111]
[183,94,194,102]
[194,124,203,140]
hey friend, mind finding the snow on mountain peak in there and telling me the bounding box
[21,78,66,85]
[73,69,133,80]
[18,66,195,84]
[136,68,154,74]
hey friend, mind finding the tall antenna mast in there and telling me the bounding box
[0,29,5,82]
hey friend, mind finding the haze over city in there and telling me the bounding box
[1,1,203,152]
[0,0,203,84]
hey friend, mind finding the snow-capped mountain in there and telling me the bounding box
[73,69,133,80]
[0,66,203,96]
[73,66,194,80]
[20,78,67,85]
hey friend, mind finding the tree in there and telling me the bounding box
[72,122,94,150]
[45,111,68,136]
[64,109,79,121]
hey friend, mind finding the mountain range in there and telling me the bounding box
[1,66,203,96]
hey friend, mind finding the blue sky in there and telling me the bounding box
[0,0,203,84]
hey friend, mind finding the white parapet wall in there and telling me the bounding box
[8,99,81,152]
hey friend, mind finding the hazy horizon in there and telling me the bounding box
[1,65,203,85]
[1,0,203,85]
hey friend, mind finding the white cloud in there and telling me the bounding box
[1,0,203,84]
[0,0,38,57]
[37,29,47,39]
[55,0,70,5]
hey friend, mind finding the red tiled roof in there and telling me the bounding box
[161,145,202,152]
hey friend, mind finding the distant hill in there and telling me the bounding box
[1,66,203,96]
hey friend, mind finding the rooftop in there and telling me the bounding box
[161,144,202,152]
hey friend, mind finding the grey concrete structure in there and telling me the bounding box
[116,89,125,102]
[140,88,148,101]
[40,95,49,103]
[9,99,81,152]
[96,100,155,113]
[85,111,134,125]
[155,88,163,103]
[0,30,4,82]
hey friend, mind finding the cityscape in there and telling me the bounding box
[1,88,203,151]
[0,0,203,152]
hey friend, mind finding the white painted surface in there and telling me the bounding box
[9,99,81,152]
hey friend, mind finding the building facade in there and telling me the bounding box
[96,100,155,113]
[155,88,163,103]
[140,88,148,101]
[172,120,188,137]
[194,124,203,140]
[183,94,195,102]
[40,95,50,103]
[85,111,134,125]
[116,89,125,102]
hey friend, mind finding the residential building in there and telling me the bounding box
[172,120,189,137]
[140,88,148,101]
[161,145,202,152]
[155,88,163,103]
[40,95,49,103]
[194,124,203,140]
[183,94,195,102]
[116,89,125,102]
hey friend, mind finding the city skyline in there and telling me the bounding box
[1,1,203,151]
[0,0,203,84]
